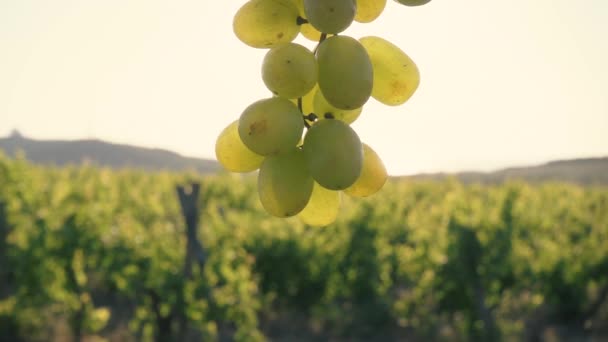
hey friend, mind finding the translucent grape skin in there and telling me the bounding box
[300,20,323,42]
[344,143,388,197]
[355,0,387,23]
[317,35,373,110]
[262,43,317,99]
[298,182,341,226]
[258,149,313,217]
[395,0,431,6]
[233,0,300,48]
[238,97,304,156]
[215,120,264,172]
[303,119,363,190]
[313,88,362,125]
[360,36,420,106]
[303,0,356,34]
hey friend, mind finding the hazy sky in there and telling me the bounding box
[1,0,607,175]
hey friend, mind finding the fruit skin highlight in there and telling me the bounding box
[233,0,300,49]
[298,182,341,227]
[360,36,420,106]
[344,143,388,197]
[355,0,387,23]
[215,120,264,173]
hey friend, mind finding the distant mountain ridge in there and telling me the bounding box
[404,157,608,186]
[1,131,606,185]
[0,131,220,174]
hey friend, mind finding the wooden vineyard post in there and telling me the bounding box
[175,182,207,341]
[177,183,206,278]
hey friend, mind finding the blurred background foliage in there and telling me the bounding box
[0,153,607,341]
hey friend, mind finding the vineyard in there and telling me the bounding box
[0,153,607,341]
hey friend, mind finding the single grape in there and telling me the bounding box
[303,0,356,34]
[298,182,341,226]
[238,97,304,156]
[360,36,420,106]
[317,35,373,110]
[233,0,300,48]
[215,120,264,172]
[258,148,313,217]
[303,119,362,190]
[395,0,431,6]
[262,43,317,99]
[313,88,362,124]
[290,0,323,41]
[355,0,386,23]
[344,143,387,197]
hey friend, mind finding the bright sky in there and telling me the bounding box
[1,1,607,175]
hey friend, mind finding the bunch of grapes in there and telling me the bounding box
[216,0,430,226]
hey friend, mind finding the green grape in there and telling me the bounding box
[317,35,373,110]
[303,0,356,34]
[355,0,386,23]
[258,149,313,217]
[313,88,362,124]
[262,43,317,99]
[303,119,362,190]
[360,36,420,106]
[238,97,304,156]
[233,0,300,48]
[395,0,431,6]
[344,143,387,197]
[298,182,341,226]
[215,120,264,172]
[291,0,323,41]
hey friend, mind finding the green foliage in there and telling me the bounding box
[0,154,607,340]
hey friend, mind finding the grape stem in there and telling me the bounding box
[296,16,308,25]
[313,33,327,55]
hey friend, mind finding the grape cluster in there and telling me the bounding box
[216,0,429,226]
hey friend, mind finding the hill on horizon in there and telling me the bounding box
[1,131,607,185]
[0,131,220,174]
[404,157,608,186]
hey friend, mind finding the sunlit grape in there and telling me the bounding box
[300,22,323,41]
[262,43,317,99]
[317,35,373,110]
[298,182,341,226]
[355,0,386,23]
[395,0,431,6]
[303,119,362,190]
[290,0,324,41]
[258,149,313,217]
[233,0,300,48]
[303,0,356,34]
[313,88,362,124]
[238,97,304,156]
[215,120,264,172]
[360,36,420,106]
[344,143,387,197]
